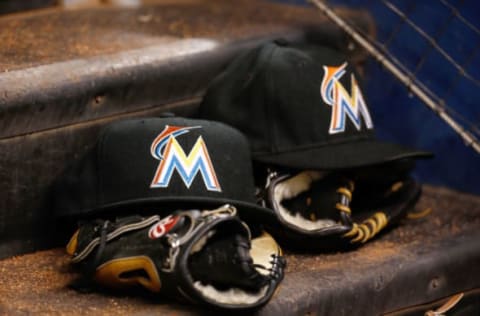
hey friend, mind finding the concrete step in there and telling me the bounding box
[1,185,479,315]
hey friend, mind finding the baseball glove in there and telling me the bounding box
[257,158,421,250]
[66,204,285,310]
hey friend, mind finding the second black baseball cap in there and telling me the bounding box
[199,40,432,169]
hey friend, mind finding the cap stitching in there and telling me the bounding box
[265,43,280,154]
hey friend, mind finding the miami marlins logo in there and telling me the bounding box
[150,125,221,192]
[320,62,373,134]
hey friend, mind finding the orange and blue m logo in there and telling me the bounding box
[320,62,374,134]
[150,125,221,192]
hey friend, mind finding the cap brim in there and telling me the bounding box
[253,139,433,170]
[61,196,276,224]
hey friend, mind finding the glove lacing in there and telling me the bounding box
[69,220,111,292]
[338,180,389,243]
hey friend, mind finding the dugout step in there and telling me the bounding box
[1,185,479,315]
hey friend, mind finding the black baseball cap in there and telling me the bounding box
[53,117,274,222]
[199,40,432,169]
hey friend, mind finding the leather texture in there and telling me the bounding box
[67,205,285,310]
